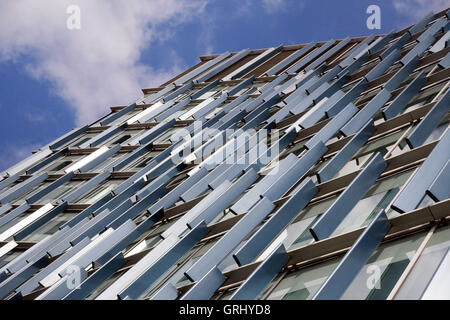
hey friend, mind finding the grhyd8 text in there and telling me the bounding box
[223,304,270,315]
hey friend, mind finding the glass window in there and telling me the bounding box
[85,270,126,300]
[355,87,382,106]
[77,180,124,204]
[35,181,82,205]
[250,196,337,254]
[35,155,82,174]
[11,182,51,205]
[112,134,132,145]
[123,151,160,171]
[285,215,321,249]
[398,63,438,90]
[341,231,426,299]
[21,211,77,242]
[45,131,97,150]
[264,230,426,300]
[50,160,73,172]
[280,139,306,158]
[72,137,90,147]
[102,129,144,147]
[0,212,28,235]
[409,82,446,107]
[388,139,411,158]
[11,180,83,206]
[401,100,427,114]
[350,58,379,76]
[388,119,448,159]
[144,239,225,299]
[264,258,340,300]
[144,259,194,299]
[265,169,414,252]
[420,249,450,300]
[209,208,236,225]
[0,249,22,268]
[124,220,177,257]
[355,128,405,159]
[331,169,414,236]
[395,224,450,300]
[70,133,97,148]
[175,239,219,288]
[126,235,162,258]
[318,127,407,181]
[328,153,371,179]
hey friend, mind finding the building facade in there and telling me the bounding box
[0,9,449,300]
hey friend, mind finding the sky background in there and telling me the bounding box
[0,0,448,171]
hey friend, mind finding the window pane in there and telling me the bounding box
[0,250,22,268]
[22,211,77,242]
[395,225,450,299]
[341,231,426,300]
[265,258,339,300]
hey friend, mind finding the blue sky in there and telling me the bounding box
[0,0,448,171]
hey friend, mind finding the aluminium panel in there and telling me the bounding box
[222,46,283,81]
[340,89,391,136]
[175,52,231,85]
[313,209,391,300]
[382,70,426,120]
[0,172,48,204]
[119,221,208,299]
[265,43,316,76]
[184,198,275,282]
[391,129,450,213]
[286,40,336,74]
[304,103,359,150]
[406,88,450,148]
[427,160,450,202]
[310,152,386,240]
[317,120,374,183]
[305,37,351,71]
[230,244,288,300]
[181,266,225,300]
[194,49,252,83]
[233,178,317,266]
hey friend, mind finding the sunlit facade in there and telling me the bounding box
[0,9,449,300]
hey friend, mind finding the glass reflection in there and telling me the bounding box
[395,224,450,299]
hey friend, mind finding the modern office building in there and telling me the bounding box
[0,9,449,301]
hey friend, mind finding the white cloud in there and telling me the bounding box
[262,0,286,13]
[233,0,301,16]
[392,0,448,24]
[0,0,208,126]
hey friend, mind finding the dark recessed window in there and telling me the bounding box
[49,160,72,172]
[111,134,131,145]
